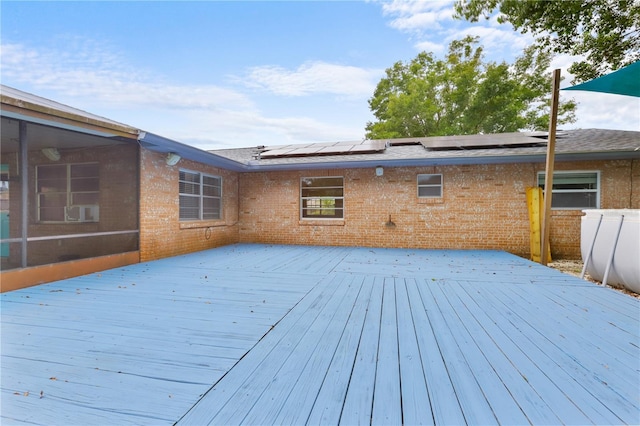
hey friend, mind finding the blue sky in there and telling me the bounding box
[1,1,638,150]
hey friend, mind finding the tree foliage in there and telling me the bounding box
[365,37,576,139]
[454,0,640,82]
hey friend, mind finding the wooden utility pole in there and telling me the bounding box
[541,69,561,266]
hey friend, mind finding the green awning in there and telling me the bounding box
[562,61,640,97]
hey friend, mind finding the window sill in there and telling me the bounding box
[550,209,590,216]
[299,219,345,226]
[35,221,100,225]
[417,197,444,204]
[179,219,227,229]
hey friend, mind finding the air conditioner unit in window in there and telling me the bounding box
[66,205,99,222]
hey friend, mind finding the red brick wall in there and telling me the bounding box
[138,149,239,262]
[238,159,639,259]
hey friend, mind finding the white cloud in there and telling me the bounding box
[387,9,454,32]
[414,40,446,54]
[158,107,366,150]
[561,92,639,131]
[381,0,455,33]
[0,42,254,112]
[381,0,453,19]
[376,0,532,62]
[241,61,381,97]
[544,54,638,131]
[0,39,371,149]
[443,26,534,60]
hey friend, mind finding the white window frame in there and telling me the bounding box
[179,169,222,221]
[537,170,600,210]
[417,174,443,198]
[36,163,100,223]
[300,176,344,219]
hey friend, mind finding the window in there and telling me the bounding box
[301,177,344,219]
[417,174,443,198]
[538,171,599,209]
[36,163,99,222]
[179,170,222,220]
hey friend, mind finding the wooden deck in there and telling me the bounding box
[2,244,639,425]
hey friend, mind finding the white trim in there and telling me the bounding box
[300,176,344,220]
[417,173,443,198]
[179,169,222,221]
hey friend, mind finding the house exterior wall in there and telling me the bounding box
[238,159,639,259]
[548,159,638,258]
[138,149,239,262]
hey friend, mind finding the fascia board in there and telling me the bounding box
[241,151,640,172]
[138,131,247,172]
[1,109,129,139]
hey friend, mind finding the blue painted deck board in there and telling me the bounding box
[337,276,384,425]
[415,280,502,425]
[405,278,466,425]
[453,280,624,425]
[2,244,639,425]
[486,283,640,424]
[436,280,568,424]
[395,278,434,426]
[371,278,402,425]
[298,275,375,425]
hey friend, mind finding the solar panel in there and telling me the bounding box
[385,138,424,146]
[419,133,547,150]
[259,140,386,158]
[258,148,297,158]
[257,132,548,159]
[348,140,387,153]
[284,146,324,156]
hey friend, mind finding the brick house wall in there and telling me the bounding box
[549,159,639,258]
[138,149,239,262]
[237,159,639,259]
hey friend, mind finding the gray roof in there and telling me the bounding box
[1,85,137,135]
[3,85,638,172]
[211,129,640,171]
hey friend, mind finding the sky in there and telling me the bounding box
[1,0,638,150]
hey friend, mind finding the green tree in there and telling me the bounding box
[454,0,640,82]
[365,37,576,139]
